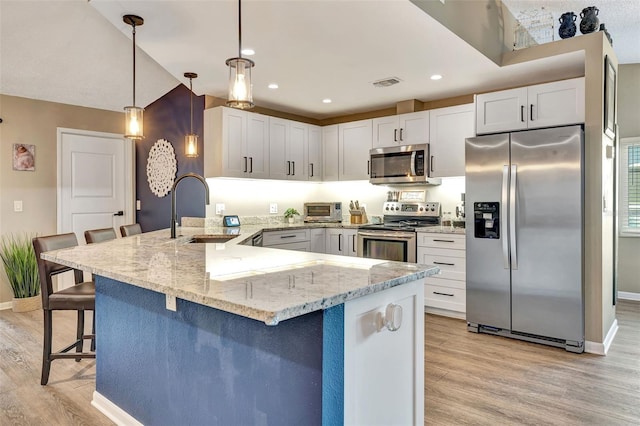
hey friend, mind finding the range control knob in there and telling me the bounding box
[419,207,424,211]
[395,207,400,211]
[430,207,435,211]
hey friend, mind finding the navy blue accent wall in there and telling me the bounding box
[322,304,344,425]
[95,276,324,425]
[136,84,205,232]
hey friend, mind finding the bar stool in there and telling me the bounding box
[84,227,117,244]
[32,233,96,385]
[120,223,142,237]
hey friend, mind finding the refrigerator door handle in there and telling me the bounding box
[510,164,518,270]
[502,165,510,269]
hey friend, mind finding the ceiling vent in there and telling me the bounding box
[372,77,402,88]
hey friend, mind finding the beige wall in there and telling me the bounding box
[617,64,640,295]
[0,95,122,303]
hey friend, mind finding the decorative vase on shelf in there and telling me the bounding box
[599,23,613,45]
[579,6,599,34]
[558,12,577,39]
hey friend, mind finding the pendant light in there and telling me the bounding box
[225,0,254,109]
[123,14,144,140]
[184,72,199,158]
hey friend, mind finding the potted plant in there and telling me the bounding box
[284,208,300,224]
[0,234,41,312]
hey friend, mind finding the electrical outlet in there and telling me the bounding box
[270,203,278,214]
[215,203,225,215]
[13,200,23,212]
[166,294,177,311]
[136,200,141,210]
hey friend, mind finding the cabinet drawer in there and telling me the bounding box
[424,283,466,312]
[417,233,465,250]
[418,253,465,281]
[262,229,310,246]
[264,241,311,252]
[424,276,465,290]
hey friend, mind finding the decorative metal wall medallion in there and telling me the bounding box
[146,139,177,197]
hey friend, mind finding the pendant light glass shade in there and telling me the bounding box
[184,72,199,157]
[226,0,255,110]
[184,133,198,157]
[124,106,144,140]
[226,57,254,109]
[123,14,144,140]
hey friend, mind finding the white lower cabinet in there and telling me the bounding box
[262,229,310,252]
[309,228,326,253]
[344,279,424,425]
[417,232,466,318]
[325,228,358,257]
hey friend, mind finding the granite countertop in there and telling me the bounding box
[42,227,438,325]
[415,225,466,235]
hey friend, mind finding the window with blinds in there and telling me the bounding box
[620,137,640,235]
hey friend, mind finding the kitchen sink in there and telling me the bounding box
[188,234,238,244]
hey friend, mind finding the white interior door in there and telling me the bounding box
[58,128,133,243]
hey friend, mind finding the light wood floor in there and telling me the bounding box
[1,301,638,425]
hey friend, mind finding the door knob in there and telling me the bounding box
[113,211,124,216]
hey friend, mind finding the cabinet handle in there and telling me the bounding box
[292,161,295,176]
[113,210,124,216]
[367,160,370,175]
[394,129,398,142]
[433,291,454,297]
[310,163,314,178]
[338,234,342,251]
[430,155,434,172]
[249,157,253,173]
[530,104,534,121]
[433,239,455,243]
[520,105,525,122]
[243,156,248,173]
[280,235,297,239]
[399,128,403,141]
[433,261,455,266]
[287,161,291,176]
[352,234,356,253]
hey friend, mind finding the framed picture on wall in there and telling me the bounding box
[13,144,35,171]
[604,55,616,139]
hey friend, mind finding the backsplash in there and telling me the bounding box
[204,177,465,219]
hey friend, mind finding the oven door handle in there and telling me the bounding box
[358,231,416,240]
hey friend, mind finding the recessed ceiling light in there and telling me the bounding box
[268,83,279,89]
[430,74,443,80]
[241,48,255,56]
[322,99,332,104]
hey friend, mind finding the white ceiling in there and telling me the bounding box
[1,0,637,120]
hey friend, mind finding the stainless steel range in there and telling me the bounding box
[357,199,440,263]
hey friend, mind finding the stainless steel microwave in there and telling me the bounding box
[304,202,343,223]
[369,144,441,185]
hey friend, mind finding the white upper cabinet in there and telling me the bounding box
[323,125,339,181]
[339,119,372,181]
[204,106,269,179]
[476,77,585,134]
[269,117,307,181]
[308,125,323,181]
[429,103,475,178]
[372,111,429,148]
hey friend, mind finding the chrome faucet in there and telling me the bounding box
[170,173,210,239]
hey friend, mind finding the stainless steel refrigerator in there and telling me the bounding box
[465,125,584,353]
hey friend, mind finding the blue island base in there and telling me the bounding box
[94,276,343,426]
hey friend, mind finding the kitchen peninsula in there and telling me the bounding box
[42,227,437,425]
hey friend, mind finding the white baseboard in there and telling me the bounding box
[585,319,619,356]
[92,391,143,426]
[618,291,640,301]
[0,301,12,311]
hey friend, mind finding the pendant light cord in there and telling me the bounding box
[189,78,194,133]
[132,23,137,106]
[238,0,242,58]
